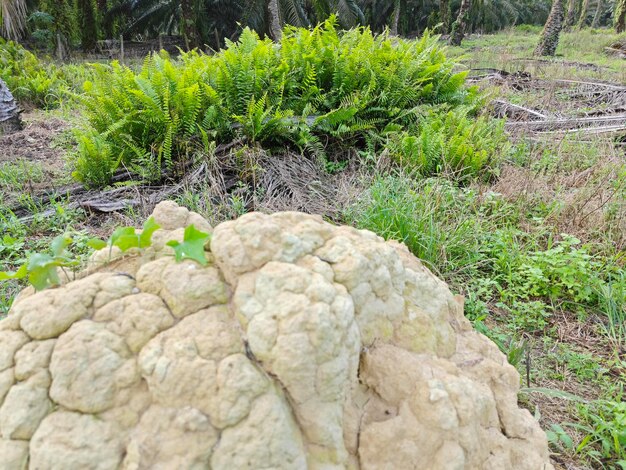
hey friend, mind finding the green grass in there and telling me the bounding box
[0,161,44,191]
[449,27,626,83]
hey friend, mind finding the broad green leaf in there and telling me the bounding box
[109,217,160,252]
[139,217,160,248]
[27,253,61,291]
[110,227,140,252]
[87,238,108,250]
[51,234,73,257]
[166,225,211,266]
[0,264,28,280]
[2,235,17,245]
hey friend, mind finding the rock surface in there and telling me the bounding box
[0,201,554,470]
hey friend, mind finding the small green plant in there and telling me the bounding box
[571,398,626,468]
[105,216,160,253]
[0,234,79,291]
[166,225,212,265]
[546,423,575,452]
[0,39,70,108]
[386,108,507,181]
[0,215,213,294]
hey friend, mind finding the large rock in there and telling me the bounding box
[0,201,554,469]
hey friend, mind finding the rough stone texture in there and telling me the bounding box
[0,201,554,469]
[0,438,28,470]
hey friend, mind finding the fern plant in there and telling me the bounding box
[73,18,503,186]
[387,106,507,181]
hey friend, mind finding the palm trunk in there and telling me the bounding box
[615,0,626,32]
[564,0,578,28]
[390,0,401,35]
[440,0,450,33]
[576,0,590,28]
[449,0,471,46]
[535,0,565,56]
[591,0,603,27]
[78,0,98,52]
[267,0,282,41]
[0,79,22,135]
[181,0,200,49]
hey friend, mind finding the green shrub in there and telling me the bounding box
[0,38,69,108]
[73,18,502,186]
[386,107,507,181]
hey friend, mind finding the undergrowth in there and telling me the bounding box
[0,39,72,108]
[346,175,626,341]
[73,18,507,186]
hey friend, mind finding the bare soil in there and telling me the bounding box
[0,111,69,195]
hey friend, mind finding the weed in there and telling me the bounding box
[572,396,626,468]
[0,161,44,191]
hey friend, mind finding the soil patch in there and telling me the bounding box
[0,112,69,173]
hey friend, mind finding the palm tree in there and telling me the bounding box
[535,0,564,56]
[181,0,200,47]
[449,0,471,46]
[0,0,27,40]
[563,0,578,28]
[590,0,602,27]
[615,0,625,32]
[575,0,589,27]
[78,0,98,51]
[439,0,449,32]
[267,0,282,39]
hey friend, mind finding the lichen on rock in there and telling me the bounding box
[0,201,555,469]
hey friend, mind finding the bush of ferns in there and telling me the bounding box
[73,17,507,187]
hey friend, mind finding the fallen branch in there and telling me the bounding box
[535,124,626,136]
[506,113,626,132]
[493,99,547,121]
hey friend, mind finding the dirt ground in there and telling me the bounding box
[0,111,69,194]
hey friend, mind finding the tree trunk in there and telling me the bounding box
[181,0,200,49]
[591,0,603,27]
[55,33,70,61]
[440,0,450,33]
[449,0,471,46]
[535,0,565,56]
[0,79,22,135]
[615,0,626,32]
[576,0,590,28]
[390,0,401,35]
[78,0,98,52]
[267,0,282,41]
[564,0,578,29]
